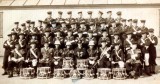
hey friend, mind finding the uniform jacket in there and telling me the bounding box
[111,49,124,62]
[40,47,53,59]
[26,48,40,60]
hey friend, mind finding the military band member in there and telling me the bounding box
[65,11,74,27]
[121,19,128,31]
[125,41,142,79]
[74,30,85,49]
[42,21,48,29]
[29,21,39,34]
[121,19,128,48]
[115,11,123,23]
[8,43,25,78]
[111,32,122,46]
[109,20,116,35]
[45,11,53,24]
[87,41,99,78]
[56,11,63,22]
[138,30,151,76]
[147,28,158,74]
[20,23,28,35]
[74,41,88,60]
[11,32,18,45]
[28,33,39,46]
[140,20,148,32]
[64,29,74,45]
[88,21,98,39]
[70,20,78,36]
[86,11,94,23]
[50,19,57,31]
[26,20,31,30]
[60,20,68,33]
[2,34,14,75]
[127,19,133,28]
[124,31,134,56]
[98,40,111,68]
[95,11,104,27]
[26,41,40,77]
[79,20,87,34]
[53,29,64,49]
[131,19,141,41]
[11,22,21,33]
[39,42,54,73]
[98,20,107,32]
[76,11,85,28]
[85,30,97,49]
[111,43,125,68]
[106,11,114,26]
[41,28,53,47]
[37,20,43,34]
[53,40,63,69]
[18,33,27,49]
[62,42,74,77]
[76,11,84,24]
[98,30,110,47]
[63,41,74,61]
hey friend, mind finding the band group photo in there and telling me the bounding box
[2,10,158,80]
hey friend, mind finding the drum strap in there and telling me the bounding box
[141,38,145,44]
[19,39,23,47]
[7,40,11,46]
[115,49,121,60]
[30,49,38,58]
[15,49,22,57]
[126,39,132,46]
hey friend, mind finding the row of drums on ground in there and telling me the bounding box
[20,67,127,80]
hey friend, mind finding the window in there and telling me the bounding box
[0,12,3,38]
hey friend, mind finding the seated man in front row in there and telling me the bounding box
[26,41,40,77]
[7,43,25,78]
[39,42,54,73]
[125,41,142,79]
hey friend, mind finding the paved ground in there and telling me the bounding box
[0,57,160,84]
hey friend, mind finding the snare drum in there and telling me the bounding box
[69,69,80,79]
[20,67,35,79]
[54,69,64,79]
[97,68,111,80]
[37,67,51,79]
[62,59,73,70]
[83,69,94,79]
[77,59,88,70]
[112,68,127,80]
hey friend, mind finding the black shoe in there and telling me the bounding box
[8,75,13,78]
[134,76,138,79]
[146,73,152,76]
[151,72,156,74]
[2,72,8,75]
